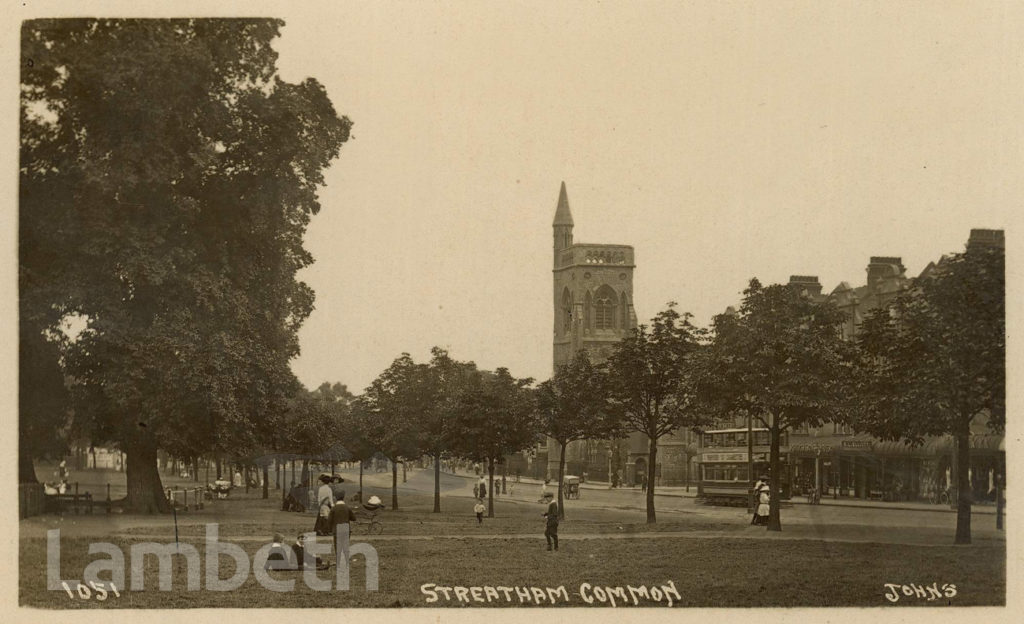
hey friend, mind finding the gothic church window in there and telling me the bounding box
[594,285,617,330]
[584,291,592,330]
[562,288,573,333]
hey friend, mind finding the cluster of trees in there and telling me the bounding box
[18,21,1002,547]
[697,244,1004,544]
[19,19,352,512]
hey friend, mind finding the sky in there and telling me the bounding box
[6,1,1020,395]
[262,1,1023,393]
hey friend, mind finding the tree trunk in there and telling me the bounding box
[487,458,495,518]
[391,459,399,510]
[767,415,782,532]
[216,457,222,480]
[18,449,38,484]
[433,452,441,513]
[262,464,269,499]
[954,426,972,544]
[125,439,171,513]
[275,460,280,490]
[557,441,567,520]
[646,436,658,523]
[359,460,364,500]
[193,457,199,482]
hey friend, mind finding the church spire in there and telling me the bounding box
[552,181,574,226]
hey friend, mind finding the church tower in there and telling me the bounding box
[549,182,637,479]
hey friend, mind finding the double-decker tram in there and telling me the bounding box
[697,428,790,506]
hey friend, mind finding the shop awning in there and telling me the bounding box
[872,440,930,457]
[921,434,1004,455]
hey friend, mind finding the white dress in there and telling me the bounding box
[756,489,770,516]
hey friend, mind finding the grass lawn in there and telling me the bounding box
[21,532,1004,608]
[21,490,1005,608]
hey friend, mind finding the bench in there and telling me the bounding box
[45,492,95,515]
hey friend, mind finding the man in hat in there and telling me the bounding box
[541,491,559,551]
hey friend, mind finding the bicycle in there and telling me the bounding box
[928,488,951,505]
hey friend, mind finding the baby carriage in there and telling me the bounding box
[206,479,232,500]
[356,495,384,534]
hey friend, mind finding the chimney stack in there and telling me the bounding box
[788,275,823,297]
[867,257,905,285]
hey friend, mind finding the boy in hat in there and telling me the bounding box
[541,491,559,551]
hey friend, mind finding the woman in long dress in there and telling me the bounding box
[754,482,771,526]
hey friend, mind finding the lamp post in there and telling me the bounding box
[747,412,754,513]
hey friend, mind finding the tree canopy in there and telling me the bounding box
[535,351,618,518]
[699,279,853,531]
[854,245,1004,543]
[20,19,352,511]
[448,368,537,516]
[603,303,709,523]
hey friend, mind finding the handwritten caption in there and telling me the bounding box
[421,581,680,606]
[883,582,956,603]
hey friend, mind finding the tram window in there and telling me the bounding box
[724,433,736,446]
[703,434,713,447]
[736,432,747,445]
[754,431,769,446]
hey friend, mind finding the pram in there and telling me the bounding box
[206,479,232,500]
[355,495,384,534]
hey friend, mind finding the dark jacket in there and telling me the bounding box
[328,502,357,533]
[544,501,559,527]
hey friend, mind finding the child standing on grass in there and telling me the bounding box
[474,498,486,524]
[542,491,559,551]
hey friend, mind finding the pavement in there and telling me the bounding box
[456,470,1002,515]
[22,465,1007,545]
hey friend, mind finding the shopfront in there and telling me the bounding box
[789,433,1004,503]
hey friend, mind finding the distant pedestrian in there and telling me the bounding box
[540,479,551,502]
[542,491,559,551]
[478,477,487,499]
[641,473,648,492]
[752,480,770,526]
[501,474,507,494]
[473,482,480,499]
[474,498,485,524]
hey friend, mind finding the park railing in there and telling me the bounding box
[19,483,45,519]
[165,486,206,511]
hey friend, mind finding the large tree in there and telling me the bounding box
[449,368,537,517]
[535,351,619,519]
[603,303,710,524]
[699,280,852,531]
[360,354,430,510]
[18,321,71,484]
[20,19,351,512]
[854,245,1004,544]
[421,347,478,513]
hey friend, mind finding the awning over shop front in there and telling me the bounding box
[921,434,1005,456]
[872,440,931,457]
[789,433,1005,457]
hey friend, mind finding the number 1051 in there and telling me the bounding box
[61,581,120,600]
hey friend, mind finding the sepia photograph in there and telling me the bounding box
[11,0,1017,617]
